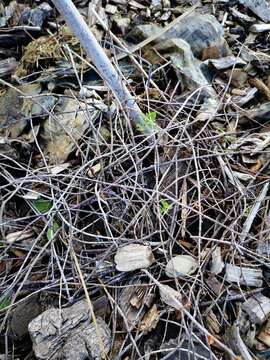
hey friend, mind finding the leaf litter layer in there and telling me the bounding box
[0,0,270,359]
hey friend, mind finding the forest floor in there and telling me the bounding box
[0,0,270,359]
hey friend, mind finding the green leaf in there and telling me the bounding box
[46,221,60,241]
[33,199,53,214]
[160,199,170,215]
[0,296,11,311]
[46,228,54,241]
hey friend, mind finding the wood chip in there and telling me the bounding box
[165,255,198,278]
[210,247,224,275]
[159,283,182,310]
[257,317,270,346]
[243,294,270,324]
[249,78,270,100]
[225,264,263,287]
[250,24,270,33]
[87,163,101,178]
[114,244,155,272]
[139,304,159,332]
[208,56,246,70]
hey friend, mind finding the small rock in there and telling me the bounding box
[167,13,228,58]
[165,255,198,278]
[115,244,155,272]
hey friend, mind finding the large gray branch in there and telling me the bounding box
[52,0,148,132]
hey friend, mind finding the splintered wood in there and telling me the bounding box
[225,264,263,287]
[242,294,270,325]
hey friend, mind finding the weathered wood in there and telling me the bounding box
[242,294,270,324]
[225,264,263,287]
[210,247,224,275]
[258,317,270,346]
[224,324,253,360]
[0,58,18,78]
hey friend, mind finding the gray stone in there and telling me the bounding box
[126,13,228,58]
[29,300,111,360]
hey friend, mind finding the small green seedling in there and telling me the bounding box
[160,199,170,215]
[33,198,59,241]
[137,112,157,133]
[46,221,60,241]
[33,199,53,214]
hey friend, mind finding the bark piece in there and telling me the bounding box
[257,317,270,346]
[28,300,111,360]
[119,278,154,326]
[224,323,253,360]
[115,244,155,272]
[239,0,270,23]
[225,264,263,287]
[208,55,246,70]
[139,304,159,332]
[242,294,270,324]
[250,24,270,33]
[0,58,18,78]
[249,78,270,100]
